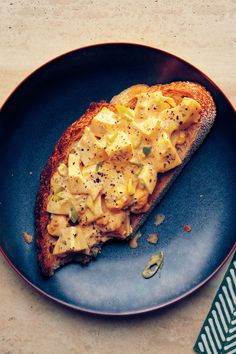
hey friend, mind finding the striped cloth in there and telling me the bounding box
[194,252,236,354]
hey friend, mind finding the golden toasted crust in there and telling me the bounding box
[35,82,216,276]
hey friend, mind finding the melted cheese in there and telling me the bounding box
[46,91,201,255]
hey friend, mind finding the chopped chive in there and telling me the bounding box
[96,162,103,171]
[69,207,78,223]
[52,194,64,202]
[55,186,65,194]
[143,146,152,156]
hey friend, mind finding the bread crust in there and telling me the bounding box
[35,82,216,276]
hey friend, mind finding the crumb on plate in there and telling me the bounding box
[147,233,159,244]
[154,213,165,226]
[129,231,142,249]
[22,231,33,244]
[183,225,192,232]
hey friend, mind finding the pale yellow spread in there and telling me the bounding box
[46,91,201,256]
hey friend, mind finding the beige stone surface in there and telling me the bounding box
[0,0,235,353]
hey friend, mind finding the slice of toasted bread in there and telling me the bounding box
[35,82,216,276]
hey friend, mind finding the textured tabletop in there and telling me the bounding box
[0,1,235,353]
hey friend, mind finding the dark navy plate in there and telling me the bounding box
[0,43,235,315]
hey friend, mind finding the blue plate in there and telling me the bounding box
[0,43,235,315]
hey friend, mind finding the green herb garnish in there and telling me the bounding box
[143,146,152,156]
[69,207,78,224]
[116,105,134,122]
[96,162,103,171]
[52,194,64,202]
[55,186,65,194]
[142,251,164,279]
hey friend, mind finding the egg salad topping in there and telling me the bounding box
[46,91,201,256]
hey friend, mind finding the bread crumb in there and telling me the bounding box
[129,231,142,249]
[22,231,33,244]
[147,233,159,244]
[154,213,165,226]
[183,225,192,232]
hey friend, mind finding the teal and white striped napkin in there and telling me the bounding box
[194,252,236,354]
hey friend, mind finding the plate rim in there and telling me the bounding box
[0,42,235,316]
[0,245,235,316]
[1,42,235,114]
